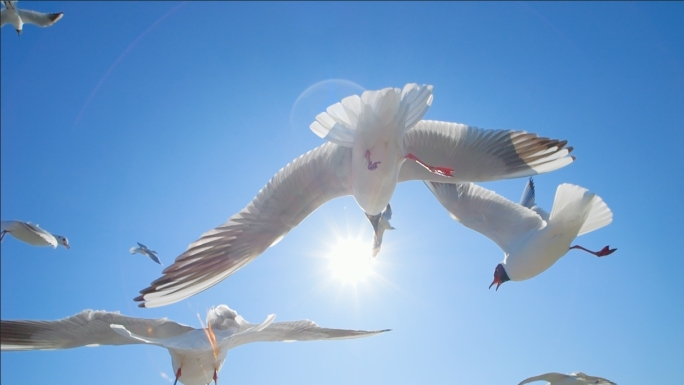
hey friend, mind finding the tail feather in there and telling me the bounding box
[578,193,613,236]
[550,184,613,236]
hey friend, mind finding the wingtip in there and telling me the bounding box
[50,12,64,22]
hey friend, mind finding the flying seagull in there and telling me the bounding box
[1,1,63,36]
[518,371,617,385]
[1,220,70,249]
[130,242,162,265]
[425,178,615,290]
[135,83,575,307]
[1,304,390,385]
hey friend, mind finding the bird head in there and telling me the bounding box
[489,263,510,291]
[54,235,70,249]
[206,305,239,331]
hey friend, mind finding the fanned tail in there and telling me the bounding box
[549,184,612,236]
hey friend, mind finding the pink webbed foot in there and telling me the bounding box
[365,150,381,170]
[213,369,219,385]
[570,245,617,257]
[405,153,454,177]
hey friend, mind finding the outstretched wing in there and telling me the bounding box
[400,120,574,183]
[136,143,353,308]
[425,182,544,254]
[17,9,63,27]
[518,372,567,384]
[1,310,193,351]
[223,319,390,350]
[571,372,617,385]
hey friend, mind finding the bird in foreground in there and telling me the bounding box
[518,371,616,385]
[1,1,63,36]
[135,83,575,307]
[425,178,615,290]
[130,242,162,265]
[1,304,389,385]
[0,220,70,249]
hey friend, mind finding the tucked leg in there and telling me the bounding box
[570,245,616,257]
[173,368,181,385]
[365,150,381,170]
[405,153,454,177]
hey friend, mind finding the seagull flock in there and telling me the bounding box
[0,3,618,384]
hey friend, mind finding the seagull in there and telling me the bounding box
[135,83,576,307]
[1,1,63,36]
[518,371,617,385]
[1,220,70,249]
[425,178,615,290]
[130,242,162,265]
[1,304,390,385]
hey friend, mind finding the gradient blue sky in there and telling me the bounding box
[2,2,683,384]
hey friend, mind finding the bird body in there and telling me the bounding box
[0,220,69,249]
[130,242,162,265]
[1,1,63,35]
[136,84,576,307]
[518,371,616,385]
[425,179,614,287]
[1,305,389,385]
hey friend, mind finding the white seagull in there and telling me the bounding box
[1,220,70,249]
[425,178,616,289]
[136,83,575,307]
[130,242,162,265]
[518,371,617,385]
[1,1,63,36]
[1,304,389,385]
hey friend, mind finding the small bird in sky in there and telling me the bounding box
[1,304,390,385]
[1,1,64,36]
[130,242,162,265]
[1,220,70,249]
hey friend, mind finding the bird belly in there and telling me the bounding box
[504,230,573,281]
[171,349,225,385]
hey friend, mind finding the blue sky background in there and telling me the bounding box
[2,2,683,384]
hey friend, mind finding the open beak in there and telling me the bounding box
[489,277,501,291]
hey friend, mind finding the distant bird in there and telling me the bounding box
[0,220,70,249]
[1,1,63,36]
[366,203,395,258]
[130,242,162,265]
[135,83,575,307]
[518,371,617,385]
[1,304,390,385]
[425,178,615,290]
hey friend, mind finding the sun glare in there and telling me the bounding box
[327,238,375,283]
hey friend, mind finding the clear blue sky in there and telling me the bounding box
[2,2,683,384]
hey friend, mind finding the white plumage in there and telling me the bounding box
[136,84,576,307]
[1,305,390,385]
[1,1,63,35]
[425,178,615,289]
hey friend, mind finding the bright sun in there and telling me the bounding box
[327,238,375,283]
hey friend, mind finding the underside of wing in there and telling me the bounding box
[425,182,544,254]
[1,310,193,351]
[17,9,63,27]
[399,121,574,183]
[136,143,353,308]
[21,222,58,247]
[224,319,390,350]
